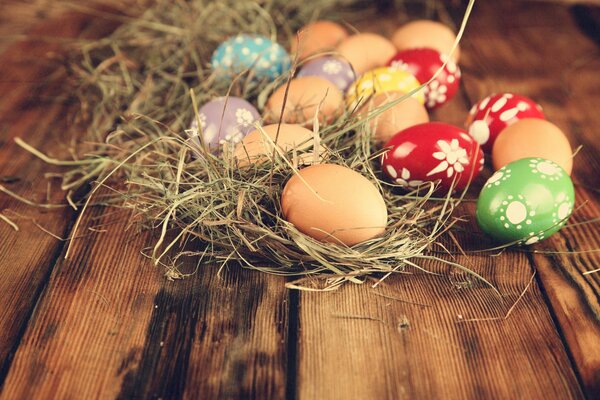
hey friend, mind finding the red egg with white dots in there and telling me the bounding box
[465,93,545,152]
[381,122,484,193]
[387,48,461,109]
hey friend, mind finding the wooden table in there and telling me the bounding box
[0,1,599,399]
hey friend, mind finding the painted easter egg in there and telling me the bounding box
[346,66,424,110]
[335,33,397,75]
[357,91,429,143]
[264,76,344,126]
[281,163,388,246]
[381,122,484,192]
[391,20,460,62]
[297,56,356,92]
[234,123,326,167]
[388,48,461,109]
[189,96,260,151]
[291,20,349,60]
[492,118,573,174]
[466,93,545,152]
[211,34,291,82]
[477,157,575,244]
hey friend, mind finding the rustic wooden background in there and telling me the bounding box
[0,0,599,399]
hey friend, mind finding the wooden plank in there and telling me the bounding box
[0,9,120,384]
[0,206,289,399]
[295,3,586,399]
[297,267,582,399]
[295,204,583,397]
[0,7,289,399]
[455,1,600,396]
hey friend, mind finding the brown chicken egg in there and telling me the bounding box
[492,118,573,174]
[281,164,388,246]
[264,76,344,127]
[391,20,460,62]
[291,20,349,61]
[234,123,325,167]
[358,91,430,143]
[335,33,397,75]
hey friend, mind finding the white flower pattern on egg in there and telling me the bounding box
[552,192,573,225]
[491,97,508,112]
[522,230,546,245]
[322,60,342,74]
[478,95,491,110]
[425,81,448,108]
[220,129,244,145]
[236,108,255,127]
[528,158,563,181]
[427,139,470,178]
[516,101,529,111]
[197,113,207,130]
[390,60,410,71]
[385,166,423,188]
[499,107,520,122]
[485,168,512,189]
[498,194,535,231]
[396,168,423,188]
[469,120,490,145]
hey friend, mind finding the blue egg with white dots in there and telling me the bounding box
[211,34,291,82]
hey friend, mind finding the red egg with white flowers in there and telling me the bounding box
[387,48,461,109]
[381,122,484,193]
[466,93,545,152]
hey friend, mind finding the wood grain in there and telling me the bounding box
[455,1,600,397]
[0,206,289,399]
[297,267,582,399]
[0,9,121,385]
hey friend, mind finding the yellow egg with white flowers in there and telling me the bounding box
[346,67,424,111]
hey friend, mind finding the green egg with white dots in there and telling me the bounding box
[476,157,575,245]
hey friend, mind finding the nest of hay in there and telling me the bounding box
[19,0,486,290]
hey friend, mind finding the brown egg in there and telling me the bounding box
[264,76,344,127]
[291,20,349,61]
[234,123,325,167]
[358,91,430,143]
[392,20,460,62]
[335,33,397,75]
[281,164,388,246]
[492,118,573,174]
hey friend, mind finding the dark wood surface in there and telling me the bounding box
[0,1,598,399]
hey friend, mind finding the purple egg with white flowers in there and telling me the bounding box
[188,96,260,152]
[297,56,356,92]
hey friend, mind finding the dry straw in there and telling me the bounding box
[17,0,490,290]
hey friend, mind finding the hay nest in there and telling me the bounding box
[19,0,487,290]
